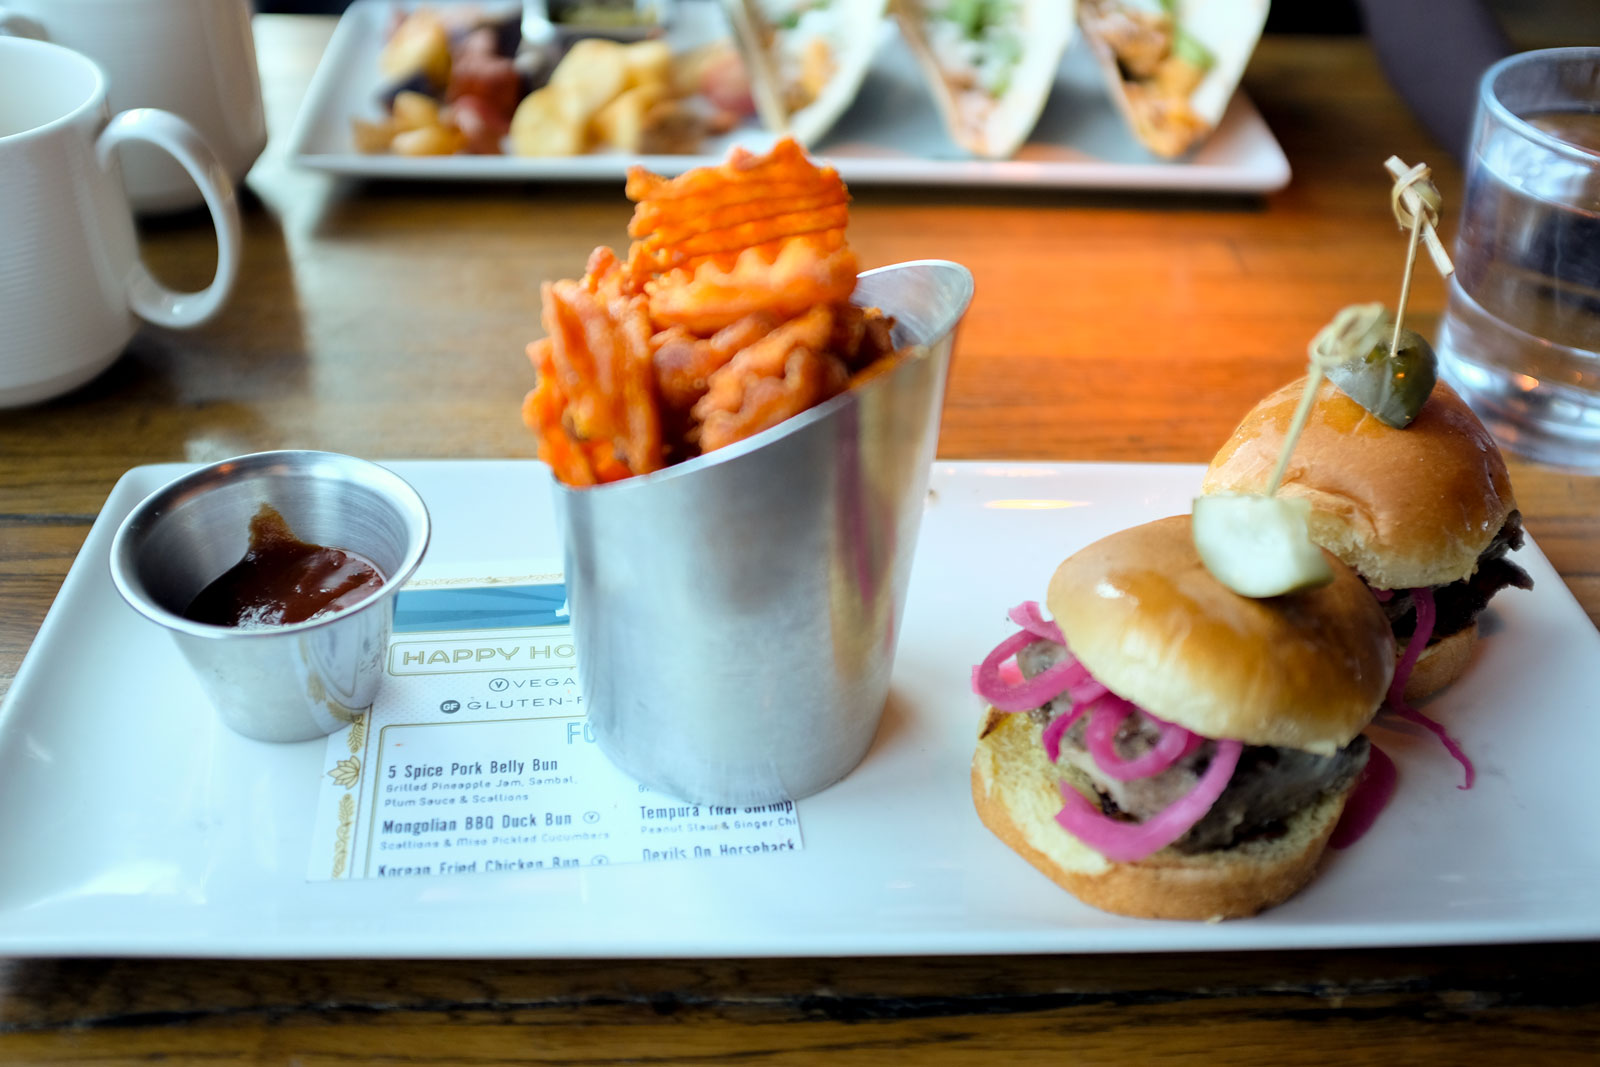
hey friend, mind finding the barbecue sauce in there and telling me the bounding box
[183,504,386,627]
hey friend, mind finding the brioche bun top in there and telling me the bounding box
[1202,378,1515,589]
[1047,516,1395,756]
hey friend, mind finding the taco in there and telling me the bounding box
[1078,0,1268,158]
[732,0,893,146]
[891,0,1076,159]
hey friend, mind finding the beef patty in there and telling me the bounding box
[1385,510,1533,643]
[1017,640,1368,855]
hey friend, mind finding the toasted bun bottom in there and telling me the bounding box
[1401,625,1477,703]
[972,709,1353,921]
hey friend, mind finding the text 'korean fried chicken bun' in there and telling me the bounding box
[1201,378,1515,592]
[972,516,1396,921]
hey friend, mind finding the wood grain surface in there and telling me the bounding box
[4,947,1600,1065]
[2,14,1599,1065]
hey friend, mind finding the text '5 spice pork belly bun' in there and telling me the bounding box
[1202,378,1532,702]
[971,515,1396,922]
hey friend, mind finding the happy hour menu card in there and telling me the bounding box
[306,574,804,881]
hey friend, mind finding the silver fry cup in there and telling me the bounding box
[556,259,974,805]
[110,451,430,743]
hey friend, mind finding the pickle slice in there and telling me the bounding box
[1326,327,1438,429]
[1192,494,1333,598]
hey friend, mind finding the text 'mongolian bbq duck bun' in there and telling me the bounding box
[971,515,1396,922]
[1201,378,1532,702]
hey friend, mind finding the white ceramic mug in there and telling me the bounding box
[0,37,241,408]
[0,0,266,213]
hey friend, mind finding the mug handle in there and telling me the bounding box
[0,8,48,39]
[95,108,243,328]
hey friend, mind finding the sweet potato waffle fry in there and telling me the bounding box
[693,305,845,453]
[624,140,849,267]
[523,138,906,487]
[646,234,859,335]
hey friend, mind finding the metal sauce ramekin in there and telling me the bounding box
[110,451,430,743]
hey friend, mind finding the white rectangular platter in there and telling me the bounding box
[285,0,1292,193]
[1,460,1595,958]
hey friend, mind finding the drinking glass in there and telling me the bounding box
[1437,47,1600,471]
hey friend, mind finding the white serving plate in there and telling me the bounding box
[285,0,1292,193]
[1,460,1595,958]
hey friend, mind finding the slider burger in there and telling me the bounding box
[971,515,1395,921]
[1202,378,1531,703]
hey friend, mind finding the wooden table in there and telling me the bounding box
[3,15,1599,1064]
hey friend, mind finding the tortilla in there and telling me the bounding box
[734,0,893,146]
[1078,0,1268,158]
[892,0,1075,159]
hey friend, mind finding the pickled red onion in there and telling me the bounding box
[1015,599,1102,697]
[1040,683,1113,762]
[971,630,1032,698]
[1083,696,1204,782]
[1388,585,1436,705]
[1007,601,1064,644]
[1329,741,1397,849]
[1041,703,1086,763]
[1387,586,1475,790]
[1067,677,1110,710]
[972,630,1092,713]
[1371,587,1394,602]
[1391,704,1474,789]
[1055,740,1244,862]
